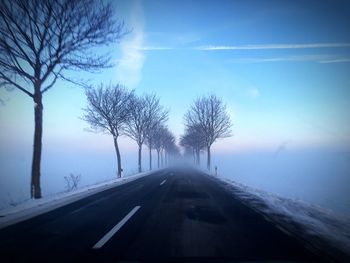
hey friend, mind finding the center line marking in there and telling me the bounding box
[93,206,141,249]
[160,179,167,186]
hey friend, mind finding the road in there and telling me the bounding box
[0,167,326,262]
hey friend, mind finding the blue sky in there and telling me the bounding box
[1,0,350,154]
[115,0,350,152]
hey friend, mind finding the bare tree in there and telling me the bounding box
[0,0,125,198]
[144,95,168,170]
[184,94,232,171]
[152,126,175,168]
[145,128,157,170]
[82,84,133,178]
[152,125,167,169]
[180,124,206,166]
[163,130,178,166]
[124,95,147,173]
[125,94,168,173]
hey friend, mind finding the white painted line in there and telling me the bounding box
[93,206,141,249]
[160,179,167,186]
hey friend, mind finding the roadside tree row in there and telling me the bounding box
[181,94,233,171]
[150,125,179,168]
[82,83,177,177]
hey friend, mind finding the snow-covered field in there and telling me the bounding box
[0,170,154,230]
[0,145,153,210]
[213,175,350,262]
[211,149,350,215]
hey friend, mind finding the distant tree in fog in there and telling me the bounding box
[152,126,177,168]
[180,124,206,165]
[125,94,168,173]
[145,128,157,169]
[0,0,125,198]
[163,130,179,166]
[83,84,133,178]
[151,126,163,169]
[144,95,168,170]
[184,94,232,171]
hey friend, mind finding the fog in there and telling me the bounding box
[0,137,157,209]
[209,149,350,215]
[1,131,349,218]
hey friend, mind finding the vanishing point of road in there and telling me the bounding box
[0,168,327,262]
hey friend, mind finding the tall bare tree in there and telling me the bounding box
[0,0,125,198]
[162,129,178,166]
[145,128,157,170]
[125,94,168,173]
[82,84,133,178]
[144,95,168,170]
[152,125,166,169]
[152,126,175,168]
[184,94,232,171]
[125,95,147,173]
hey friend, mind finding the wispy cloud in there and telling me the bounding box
[115,0,144,88]
[196,43,350,51]
[138,43,350,63]
[319,58,350,64]
[229,55,350,64]
[135,40,350,64]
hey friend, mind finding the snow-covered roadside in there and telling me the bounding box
[212,175,350,262]
[0,170,157,230]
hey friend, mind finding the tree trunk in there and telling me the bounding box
[113,135,122,177]
[197,149,200,166]
[149,144,152,170]
[31,94,43,199]
[138,144,142,173]
[207,145,211,171]
[157,149,160,168]
[161,149,164,167]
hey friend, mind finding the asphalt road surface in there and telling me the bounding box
[0,167,327,262]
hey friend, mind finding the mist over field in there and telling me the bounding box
[0,136,149,208]
[1,128,349,216]
[210,149,350,214]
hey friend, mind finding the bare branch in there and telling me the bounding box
[184,94,233,170]
[0,0,126,96]
[82,84,133,136]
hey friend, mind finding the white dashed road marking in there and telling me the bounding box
[93,206,141,249]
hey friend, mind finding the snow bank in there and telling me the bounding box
[0,170,156,230]
[214,176,350,262]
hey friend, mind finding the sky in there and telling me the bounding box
[0,0,350,209]
[112,0,350,152]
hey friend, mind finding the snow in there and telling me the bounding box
[210,150,350,215]
[0,170,155,230]
[214,175,350,261]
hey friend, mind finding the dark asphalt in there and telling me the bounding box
[0,167,327,262]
